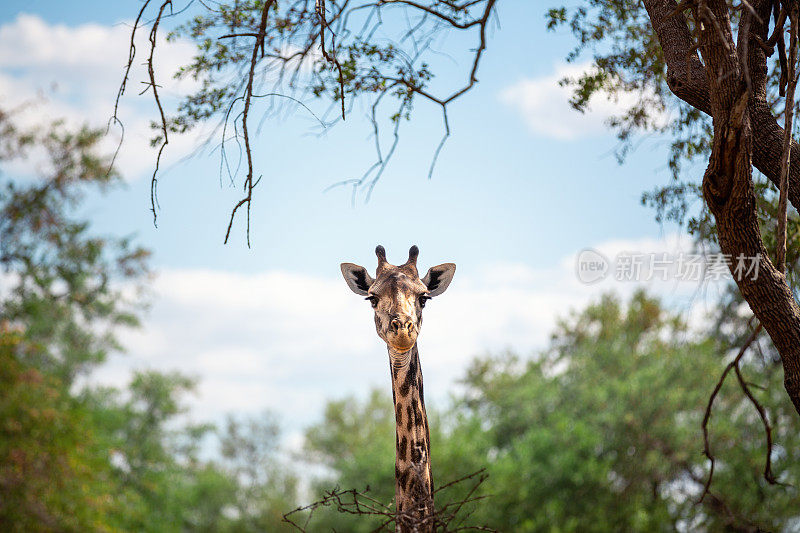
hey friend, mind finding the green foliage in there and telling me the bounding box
[215,413,299,532]
[458,292,800,531]
[545,1,679,166]
[0,111,149,531]
[0,111,298,531]
[305,292,800,531]
[0,112,150,384]
[544,0,723,243]
[303,389,397,532]
[0,327,114,532]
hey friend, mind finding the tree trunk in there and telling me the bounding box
[690,0,800,413]
[644,0,800,210]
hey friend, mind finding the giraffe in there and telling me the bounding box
[341,245,455,532]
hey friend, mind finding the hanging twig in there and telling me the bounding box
[316,0,347,120]
[106,0,153,178]
[144,1,174,227]
[223,0,276,247]
[733,351,777,484]
[698,322,763,504]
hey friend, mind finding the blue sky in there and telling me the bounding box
[0,1,716,444]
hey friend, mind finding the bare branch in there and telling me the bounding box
[282,469,495,532]
[732,349,778,485]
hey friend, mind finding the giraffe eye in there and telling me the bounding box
[419,296,430,308]
[366,296,378,308]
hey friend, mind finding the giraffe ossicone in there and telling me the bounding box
[340,245,455,532]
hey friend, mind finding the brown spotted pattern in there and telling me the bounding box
[388,344,434,529]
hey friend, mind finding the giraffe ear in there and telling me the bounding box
[422,263,455,297]
[340,263,374,296]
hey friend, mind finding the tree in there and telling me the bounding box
[0,109,299,531]
[216,413,299,532]
[0,112,150,385]
[0,110,151,531]
[459,292,800,531]
[0,326,115,531]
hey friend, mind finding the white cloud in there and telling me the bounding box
[500,62,665,140]
[0,14,202,180]
[94,233,730,441]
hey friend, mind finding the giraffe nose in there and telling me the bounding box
[390,316,413,333]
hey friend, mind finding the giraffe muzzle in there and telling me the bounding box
[390,317,413,333]
[387,316,417,352]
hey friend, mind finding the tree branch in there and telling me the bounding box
[777,1,798,272]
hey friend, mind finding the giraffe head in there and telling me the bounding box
[341,245,455,353]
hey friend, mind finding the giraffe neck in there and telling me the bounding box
[388,343,434,532]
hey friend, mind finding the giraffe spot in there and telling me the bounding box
[407,470,420,492]
[411,442,421,463]
[398,469,409,490]
[413,403,423,428]
[406,405,413,431]
[399,435,408,460]
[395,403,402,424]
[399,376,411,397]
[399,356,417,397]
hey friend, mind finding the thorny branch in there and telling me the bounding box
[282,468,495,532]
[116,0,498,244]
